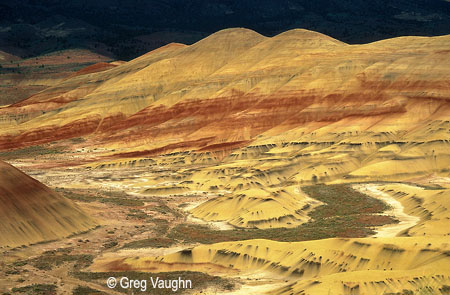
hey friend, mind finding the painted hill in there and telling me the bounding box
[0,28,448,155]
[0,28,448,294]
[0,160,96,247]
[0,28,448,229]
[0,49,111,106]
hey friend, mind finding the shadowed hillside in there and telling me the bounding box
[0,49,112,105]
[0,160,96,247]
[1,0,449,60]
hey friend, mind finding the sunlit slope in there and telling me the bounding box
[375,183,450,237]
[91,185,450,294]
[0,161,96,247]
[190,186,321,229]
[0,29,266,148]
[0,50,19,63]
[0,49,111,107]
[0,28,448,154]
[0,42,188,140]
[1,28,449,230]
[92,185,450,293]
[92,237,450,294]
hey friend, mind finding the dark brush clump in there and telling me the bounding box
[11,284,57,295]
[167,184,398,244]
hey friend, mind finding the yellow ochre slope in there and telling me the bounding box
[54,28,450,295]
[3,28,446,231]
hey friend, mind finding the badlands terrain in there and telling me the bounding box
[0,28,449,294]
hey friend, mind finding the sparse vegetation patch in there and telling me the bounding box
[72,285,107,295]
[122,237,176,249]
[0,145,64,159]
[11,284,57,295]
[57,188,144,206]
[27,249,93,271]
[168,184,398,244]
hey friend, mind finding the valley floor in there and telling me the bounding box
[353,184,420,238]
[0,165,450,295]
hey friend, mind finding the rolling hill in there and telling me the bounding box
[1,28,449,228]
[0,28,449,294]
[0,160,96,248]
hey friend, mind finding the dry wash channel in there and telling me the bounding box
[90,183,450,295]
